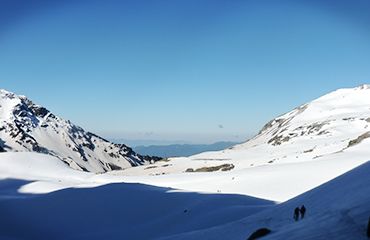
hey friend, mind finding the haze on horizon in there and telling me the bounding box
[1,0,370,144]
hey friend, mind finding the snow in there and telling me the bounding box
[162,161,370,240]
[0,89,21,121]
[1,85,370,239]
[0,152,368,240]
[0,152,96,194]
[90,86,370,203]
[116,85,370,182]
[0,153,274,240]
[119,154,367,201]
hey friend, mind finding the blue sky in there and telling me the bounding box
[1,0,370,144]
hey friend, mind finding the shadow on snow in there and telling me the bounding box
[0,178,274,240]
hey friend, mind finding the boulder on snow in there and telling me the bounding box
[247,228,272,240]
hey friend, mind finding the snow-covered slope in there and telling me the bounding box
[0,152,368,240]
[119,154,367,202]
[0,152,274,240]
[120,85,370,178]
[0,152,98,193]
[162,161,370,240]
[97,85,370,203]
[193,84,370,165]
[0,89,160,173]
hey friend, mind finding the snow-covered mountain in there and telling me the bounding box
[0,85,369,239]
[121,84,370,178]
[0,89,160,173]
[203,83,370,165]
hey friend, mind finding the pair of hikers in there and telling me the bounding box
[293,205,306,221]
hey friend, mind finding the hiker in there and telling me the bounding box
[300,205,306,219]
[294,207,300,221]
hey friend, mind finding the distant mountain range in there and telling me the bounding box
[110,139,190,148]
[0,89,160,173]
[133,141,239,158]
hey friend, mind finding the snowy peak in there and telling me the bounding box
[0,89,161,173]
[355,83,370,90]
[187,85,370,169]
[252,84,370,145]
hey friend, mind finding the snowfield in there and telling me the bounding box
[0,153,368,240]
[162,161,370,240]
[0,85,370,239]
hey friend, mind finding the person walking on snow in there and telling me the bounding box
[300,205,306,219]
[294,207,300,221]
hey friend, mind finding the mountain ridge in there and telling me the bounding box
[133,141,239,158]
[120,84,370,179]
[0,89,161,173]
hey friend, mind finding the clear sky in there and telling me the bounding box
[1,0,370,144]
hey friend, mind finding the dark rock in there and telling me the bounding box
[107,163,123,171]
[187,164,235,173]
[247,228,272,240]
[348,132,370,147]
[30,106,50,118]
[268,135,290,146]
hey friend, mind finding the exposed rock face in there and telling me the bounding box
[347,132,370,147]
[0,89,161,173]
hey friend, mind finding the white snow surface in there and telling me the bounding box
[0,152,368,240]
[0,86,370,239]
